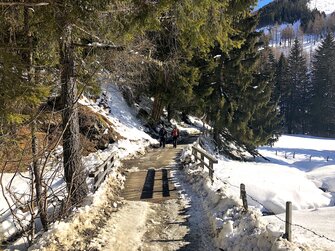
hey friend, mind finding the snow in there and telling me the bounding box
[179,134,335,250]
[256,0,335,14]
[308,0,335,15]
[2,75,335,250]
[0,80,157,249]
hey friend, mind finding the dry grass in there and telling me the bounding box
[0,105,120,173]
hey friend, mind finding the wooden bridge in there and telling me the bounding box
[121,146,181,203]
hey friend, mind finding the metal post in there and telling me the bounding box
[285,201,292,242]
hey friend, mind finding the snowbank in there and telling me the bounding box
[29,169,124,251]
[179,134,335,250]
[179,144,308,250]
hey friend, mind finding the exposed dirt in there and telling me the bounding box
[0,104,118,172]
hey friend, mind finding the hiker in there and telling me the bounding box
[171,125,180,148]
[159,125,167,148]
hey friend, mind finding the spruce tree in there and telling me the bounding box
[146,0,258,123]
[285,38,309,134]
[310,33,335,136]
[199,13,281,156]
[274,53,288,120]
[0,6,50,135]
[250,50,282,147]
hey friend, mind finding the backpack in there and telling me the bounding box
[172,128,179,137]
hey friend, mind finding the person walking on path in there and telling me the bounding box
[171,125,180,148]
[159,125,167,148]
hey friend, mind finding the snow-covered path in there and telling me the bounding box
[113,144,217,251]
[29,143,218,251]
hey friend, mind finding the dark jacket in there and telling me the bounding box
[159,128,167,138]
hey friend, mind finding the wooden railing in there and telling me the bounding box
[88,153,116,191]
[192,142,218,183]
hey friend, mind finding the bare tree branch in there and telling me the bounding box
[0,2,49,7]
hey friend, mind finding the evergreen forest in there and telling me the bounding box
[1,0,335,230]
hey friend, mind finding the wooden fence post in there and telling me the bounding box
[240,183,248,212]
[285,201,292,242]
[209,162,214,184]
[201,153,205,169]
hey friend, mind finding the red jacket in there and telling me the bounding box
[171,128,179,137]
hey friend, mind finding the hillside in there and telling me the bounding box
[2,1,335,250]
[258,0,310,27]
[257,0,335,28]
[308,0,335,14]
[257,0,335,14]
[20,85,335,251]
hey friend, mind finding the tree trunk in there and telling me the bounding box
[24,6,48,236]
[59,21,88,206]
[151,95,164,123]
[31,121,48,230]
[167,104,172,121]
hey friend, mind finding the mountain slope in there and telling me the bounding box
[258,0,311,27]
[308,0,335,14]
[257,0,335,28]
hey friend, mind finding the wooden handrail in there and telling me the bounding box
[192,145,218,163]
[192,143,218,183]
[88,153,116,191]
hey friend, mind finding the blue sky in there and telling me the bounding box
[256,0,274,10]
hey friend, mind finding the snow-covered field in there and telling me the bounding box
[180,134,335,250]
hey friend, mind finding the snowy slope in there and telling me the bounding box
[308,0,335,14]
[257,0,335,14]
[180,134,335,250]
[0,80,159,249]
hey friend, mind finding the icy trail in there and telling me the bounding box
[29,143,218,251]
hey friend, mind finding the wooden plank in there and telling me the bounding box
[192,145,218,163]
[90,153,116,191]
[93,166,113,191]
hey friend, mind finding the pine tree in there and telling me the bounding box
[146,0,258,123]
[274,53,288,120]
[250,50,282,147]
[50,0,113,205]
[285,38,309,134]
[0,6,50,135]
[310,33,335,136]
[199,13,281,155]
